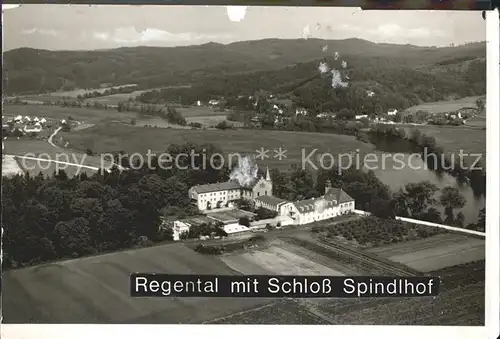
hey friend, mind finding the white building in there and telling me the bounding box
[277,181,355,226]
[189,168,273,211]
[40,118,47,124]
[208,99,219,106]
[355,114,368,120]
[223,223,252,239]
[388,109,398,116]
[23,124,42,133]
[295,108,308,116]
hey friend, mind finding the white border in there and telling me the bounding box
[486,8,500,339]
[1,9,499,339]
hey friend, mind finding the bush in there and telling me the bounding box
[86,148,93,156]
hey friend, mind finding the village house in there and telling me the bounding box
[355,114,368,120]
[316,112,337,119]
[387,109,398,116]
[295,107,308,116]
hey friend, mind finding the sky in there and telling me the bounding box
[2,5,486,51]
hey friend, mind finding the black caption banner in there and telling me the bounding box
[130,274,440,298]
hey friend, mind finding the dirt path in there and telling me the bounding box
[48,127,62,148]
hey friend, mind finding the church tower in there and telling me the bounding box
[265,166,273,196]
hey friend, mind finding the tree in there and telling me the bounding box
[53,217,95,257]
[239,216,251,226]
[439,186,466,224]
[454,212,465,228]
[403,181,439,215]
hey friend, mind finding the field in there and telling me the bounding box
[3,104,137,124]
[16,84,139,101]
[2,244,271,324]
[2,223,485,325]
[3,139,111,177]
[403,125,485,155]
[366,233,485,272]
[464,113,486,128]
[2,155,24,176]
[403,96,482,115]
[60,123,375,169]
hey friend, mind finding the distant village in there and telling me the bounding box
[200,93,478,129]
[1,114,71,138]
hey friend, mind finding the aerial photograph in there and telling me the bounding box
[1,5,486,325]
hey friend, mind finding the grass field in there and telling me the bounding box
[2,243,273,324]
[366,233,485,272]
[3,139,111,178]
[2,224,484,325]
[2,156,24,177]
[61,123,375,169]
[16,85,139,101]
[403,125,485,156]
[404,96,482,115]
[310,260,484,325]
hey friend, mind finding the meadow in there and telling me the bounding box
[3,104,137,124]
[61,123,375,169]
[403,96,482,115]
[404,125,486,155]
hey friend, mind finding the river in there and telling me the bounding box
[366,150,485,225]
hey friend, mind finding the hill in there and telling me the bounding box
[3,38,485,96]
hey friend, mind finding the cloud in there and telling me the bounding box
[92,27,231,44]
[21,28,61,37]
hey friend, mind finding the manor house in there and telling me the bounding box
[189,167,273,211]
[189,167,355,226]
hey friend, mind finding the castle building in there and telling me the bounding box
[189,167,273,211]
[188,170,355,226]
[278,181,355,225]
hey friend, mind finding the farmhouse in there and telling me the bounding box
[189,167,273,211]
[388,109,398,116]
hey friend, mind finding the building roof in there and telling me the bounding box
[254,195,287,207]
[191,181,242,194]
[224,224,251,234]
[290,188,354,213]
[325,187,354,203]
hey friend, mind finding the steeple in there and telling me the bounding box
[265,166,271,181]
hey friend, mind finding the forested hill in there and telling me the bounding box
[3,38,485,96]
